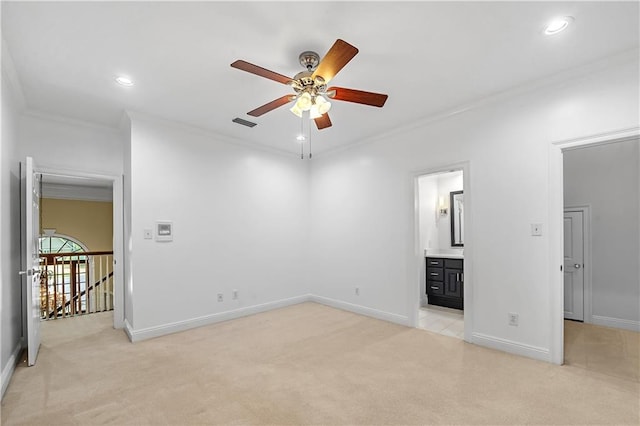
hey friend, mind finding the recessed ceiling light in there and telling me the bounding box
[296,135,306,141]
[544,16,574,35]
[115,76,134,87]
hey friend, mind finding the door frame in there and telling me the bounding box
[35,166,124,329]
[548,126,639,365]
[563,206,591,324]
[409,161,473,342]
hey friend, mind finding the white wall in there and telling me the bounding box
[418,171,463,252]
[18,112,124,176]
[436,172,463,250]
[564,139,640,329]
[309,57,639,361]
[418,174,438,252]
[125,114,310,337]
[1,51,25,397]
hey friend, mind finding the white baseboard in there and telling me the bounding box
[471,332,550,363]
[310,295,411,327]
[123,319,135,342]
[1,339,24,400]
[126,295,312,342]
[591,315,640,332]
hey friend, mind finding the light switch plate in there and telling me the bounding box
[531,223,543,236]
[143,229,153,239]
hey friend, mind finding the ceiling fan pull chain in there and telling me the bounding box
[300,117,305,159]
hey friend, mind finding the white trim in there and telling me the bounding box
[409,162,473,342]
[318,49,639,158]
[549,127,640,365]
[1,339,24,400]
[126,110,300,159]
[471,332,550,363]
[21,108,121,135]
[310,295,411,327]
[564,206,592,324]
[123,319,134,342]
[125,295,312,342]
[112,175,124,329]
[591,316,640,332]
[552,127,639,150]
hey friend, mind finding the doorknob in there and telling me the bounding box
[18,268,39,276]
[574,264,581,269]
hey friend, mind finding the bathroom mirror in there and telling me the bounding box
[450,190,464,247]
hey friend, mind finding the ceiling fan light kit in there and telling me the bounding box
[231,39,388,131]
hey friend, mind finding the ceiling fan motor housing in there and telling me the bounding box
[291,71,327,97]
[298,51,320,71]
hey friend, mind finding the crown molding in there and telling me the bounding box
[21,108,122,134]
[317,48,640,158]
[126,110,302,160]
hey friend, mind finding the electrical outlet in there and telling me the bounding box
[232,289,238,300]
[508,312,519,326]
[217,293,223,302]
[355,287,360,296]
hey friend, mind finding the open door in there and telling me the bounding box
[20,156,41,366]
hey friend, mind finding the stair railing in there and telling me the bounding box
[39,251,114,319]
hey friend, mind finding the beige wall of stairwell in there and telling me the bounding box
[41,198,113,251]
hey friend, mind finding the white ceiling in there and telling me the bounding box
[3,1,639,155]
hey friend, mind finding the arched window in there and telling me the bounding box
[39,235,89,319]
[39,235,88,254]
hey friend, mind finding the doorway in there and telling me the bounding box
[413,166,470,340]
[554,135,640,375]
[39,176,115,322]
[29,167,124,331]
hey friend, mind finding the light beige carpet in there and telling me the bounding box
[2,302,639,425]
[564,319,639,383]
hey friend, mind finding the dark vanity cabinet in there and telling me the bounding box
[426,257,464,310]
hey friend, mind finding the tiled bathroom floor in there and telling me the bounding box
[418,305,464,339]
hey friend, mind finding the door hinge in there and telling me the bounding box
[560,265,563,272]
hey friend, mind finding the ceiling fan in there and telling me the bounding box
[231,39,388,130]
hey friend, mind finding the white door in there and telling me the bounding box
[21,157,41,366]
[564,210,584,321]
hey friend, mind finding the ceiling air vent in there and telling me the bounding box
[232,117,257,128]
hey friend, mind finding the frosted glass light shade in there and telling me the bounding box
[290,104,303,117]
[296,92,312,111]
[309,105,322,119]
[315,96,331,114]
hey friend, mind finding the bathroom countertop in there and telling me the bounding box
[424,250,464,259]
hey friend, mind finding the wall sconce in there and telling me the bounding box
[438,196,448,217]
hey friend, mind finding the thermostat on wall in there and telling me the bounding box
[156,221,173,242]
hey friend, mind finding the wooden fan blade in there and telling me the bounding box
[327,87,388,107]
[314,113,332,130]
[312,39,358,84]
[231,60,292,85]
[247,95,294,117]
